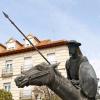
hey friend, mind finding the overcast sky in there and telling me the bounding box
[0,0,100,78]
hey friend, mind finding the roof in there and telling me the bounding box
[15,40,23,46]
[23,33,40,43]
[6,38,23,46]
[0,43,6,49]
[0,40,68,57]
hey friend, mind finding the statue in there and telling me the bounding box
[3,11,98,100]
[65,40,82,81]
[65,40,97,100]
[15,62,97,100]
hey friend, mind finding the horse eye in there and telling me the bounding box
[37,66,42,71]
[19,75,25,80]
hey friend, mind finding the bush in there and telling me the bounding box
[0,89,13,100]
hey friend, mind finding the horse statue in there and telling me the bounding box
[15,62,97,100]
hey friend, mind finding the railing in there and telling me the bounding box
[2,68,13,77]
[20,90,32,100]
[21,65,33,73]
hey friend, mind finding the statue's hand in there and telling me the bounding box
[71,80,79,85]
[70,80,80,89]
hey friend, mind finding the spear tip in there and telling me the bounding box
[2,11,9,18]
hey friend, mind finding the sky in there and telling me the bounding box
[0,0,100,78]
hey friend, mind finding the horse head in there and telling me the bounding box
[15,62,60,88]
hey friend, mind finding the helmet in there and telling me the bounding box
[68,40,81,46]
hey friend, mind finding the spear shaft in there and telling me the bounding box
[3,11,51,65]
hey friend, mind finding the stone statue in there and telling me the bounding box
[65,40,97,100]
[3,12,98,100]
[15,62,97,100]
[65,40,82,81]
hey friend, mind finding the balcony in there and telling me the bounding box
[2,68,13,78]
[20,93,32,100]
[21,65,33,73]
[20,89,32,100]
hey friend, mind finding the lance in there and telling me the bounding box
[2,11,51,65]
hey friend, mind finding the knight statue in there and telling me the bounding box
[65,40,98,100]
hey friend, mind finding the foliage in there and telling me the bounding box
[0,89,13,100]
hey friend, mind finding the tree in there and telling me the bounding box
[33,86,62,100]
[0,89,13,100]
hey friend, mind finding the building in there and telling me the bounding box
[0,34,69,100]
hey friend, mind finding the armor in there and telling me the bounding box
[79,57,97,98]
[66,55,84,80]
[66,40,97,99]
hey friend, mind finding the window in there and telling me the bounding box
[26,44,30,46]
[25,39,33,47]
[24,57,32,71]
[7,42,15,50]
[47,53,57,64]
[5,60,13,72]
[4,83,11,92]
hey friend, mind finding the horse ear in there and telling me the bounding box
[51,62,60,69]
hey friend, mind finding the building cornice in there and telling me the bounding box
[0,40,68,57]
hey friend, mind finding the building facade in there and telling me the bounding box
[0,34,69,100]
